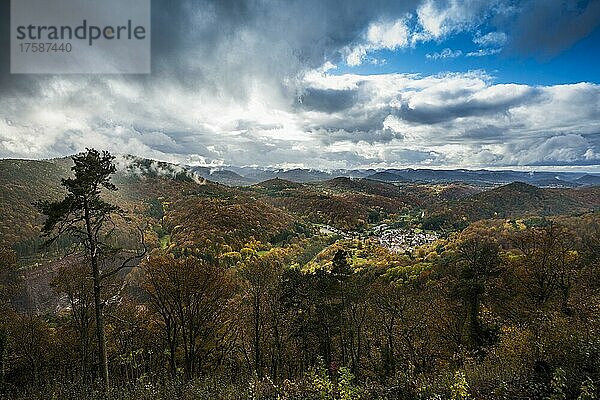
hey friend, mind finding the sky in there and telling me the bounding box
[1,0,600,171]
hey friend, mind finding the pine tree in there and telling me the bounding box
[36,148,145,390]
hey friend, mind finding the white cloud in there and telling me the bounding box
[298,71,600,168]
[345,0,497,66]
[466,48,502,57]
[346,17,410,66]
[473,31,507,47]
[415,0,490,42]
[2,70,597,170]
[426,48,463,59]
[367,19,410,49]
[416,0,449,39]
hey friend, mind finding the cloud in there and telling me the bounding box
[341,0,600,66]
[508,0,600,57]
[345,17,411,66]
[0,0,599,170]
[502,134,600,166]
[466,48,502,57]
[296,71,600,168]
[415,0,491,41]
[473,31,507,47]
[298,87,359,113]
[7,66,597,171]
[426,48,463,59]
[345,0,495,66]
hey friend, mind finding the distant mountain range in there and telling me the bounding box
[189,166,376,186]
[362,168,600,188]
[187,164,599,188]
[8,155,597,188]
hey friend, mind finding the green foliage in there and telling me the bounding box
[450,371,470,400]
[548,368,567,400]
[383,262,431,284]
[305,360,360,400]
[578,377,597,400]
[435,182,600,224]
[144,197,165,220]
[35,149,121,246]
[307,360,334,399]
[337,367,361,400]
[0,158,71,248]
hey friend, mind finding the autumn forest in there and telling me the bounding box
[1,149,600,399]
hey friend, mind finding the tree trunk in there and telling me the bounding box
[0,329,6,389]
[468,289,480,347]
[167,321,177,378]
[85,203,109,390]
[253,292,261,378]
[92,257,109,390]
[92,251,109,390]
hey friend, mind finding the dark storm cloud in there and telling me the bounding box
[461,125,507,141]
[2,0,598,95]
[315,127,398,146]
[0,0,49,94]
[1,0,596,96]
[306,106,396,133]
[507,0,600,57]
[297,88,359,113]
[0,0,422,92]
[394,86,541,125]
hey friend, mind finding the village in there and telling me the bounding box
[319,222,440,254]
[374,226,439,253]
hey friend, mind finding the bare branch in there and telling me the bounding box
[100,226,148,282]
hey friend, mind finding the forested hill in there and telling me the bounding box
[448,182,600,221]
[2,157,599,254]
[0,157,297,256]
[0,159,71,248]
